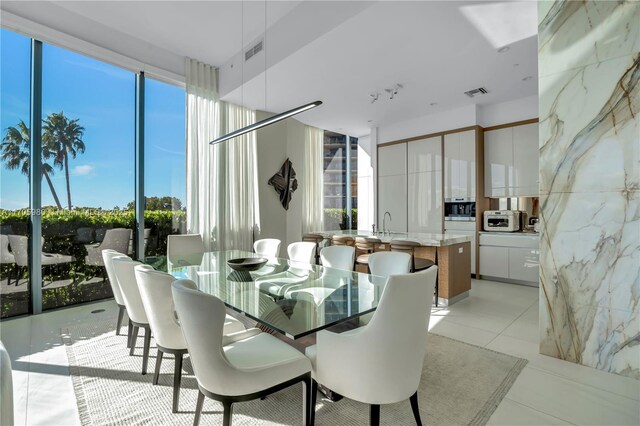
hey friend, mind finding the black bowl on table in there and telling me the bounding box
[226,257,268,272]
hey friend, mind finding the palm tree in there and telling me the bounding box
[43,112,86,209]
[1,120,63,209]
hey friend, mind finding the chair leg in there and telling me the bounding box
[301,376,311,426]
[434,269,439,307]
[370,404,380,426]
[153,350,163,385]
[127,319,133,348]
[172,352,183,413]
[222,401,233,426]
[142,327,152,375]
[309,379,318,426]
[116,305,125,336]
[409,391,422,426]
[193,391,205,426]
[129,326,139,356]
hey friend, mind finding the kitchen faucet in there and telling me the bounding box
[383,211,392,235]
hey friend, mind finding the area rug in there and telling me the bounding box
[61,320,527,425]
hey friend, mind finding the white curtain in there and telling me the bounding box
[302,125,324,233]
[185,58,258,251]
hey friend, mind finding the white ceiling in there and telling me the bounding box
[1,1,539,137]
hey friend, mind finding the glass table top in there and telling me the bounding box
[147,250,387,339]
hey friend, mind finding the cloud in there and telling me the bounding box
[73,164,95,176]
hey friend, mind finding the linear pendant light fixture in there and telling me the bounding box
[209,100,323,145]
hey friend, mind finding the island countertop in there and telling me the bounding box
[314,230,472,247]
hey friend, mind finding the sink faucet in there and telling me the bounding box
[383,211,392,235]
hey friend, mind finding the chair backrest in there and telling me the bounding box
[368,252,411,277]
[112,256,148,324]
[7,235,28,267]
[389,240,422,271]
[167,234,205,257]
[287,242,316,263]
[100,228,132,254]
[320,246,355,271]
[331,235,354,246]
[0,341,13,426]
[0,234,15,264]
[253,238,281,257]
[302,233,324,244]
[76,227,95,243]
[171,280,241,394]
[101,250,127,305]
[352,267,437,401]
[354,236,380,253]
[135,265,185,350]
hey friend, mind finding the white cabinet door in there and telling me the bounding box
[378,143,407,177]
[407,136,441,173]
[484,128,513,197]
[459,130,476,199]
[509,247,540,283]
[378,175,407,232]
[513,123,539,196]
[444,133,460,200]
[408,171,442,233]
[479,245,509,278]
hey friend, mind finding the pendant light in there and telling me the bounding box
[210,0,322,146]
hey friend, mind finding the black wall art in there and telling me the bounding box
[268,158,298,210]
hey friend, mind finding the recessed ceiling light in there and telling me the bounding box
[513,63,520,67]
[522,76,533,81]
[430,102,438,106]
[367,120,373,123]
[497,46,510,53]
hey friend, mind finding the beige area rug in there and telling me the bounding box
[62,320,527,426]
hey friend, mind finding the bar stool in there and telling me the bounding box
[302,233,325,265]
[354,236,382,273]
[331,235,355,247]
[389,240,438,306]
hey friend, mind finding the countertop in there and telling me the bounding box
[314,230,472,247]
[479,231,540,238]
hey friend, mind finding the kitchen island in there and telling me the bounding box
[315,230,472,305]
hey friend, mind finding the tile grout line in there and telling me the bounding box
[501,396,579,425]
[483,301,535,348]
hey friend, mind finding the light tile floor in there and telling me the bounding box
[1,278,638,425]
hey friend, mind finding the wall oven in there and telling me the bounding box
[444,199,475,221]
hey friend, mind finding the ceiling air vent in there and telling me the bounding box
[464,87,488,98]
[244,39,264,62]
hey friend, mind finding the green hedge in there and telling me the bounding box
[323,208,358,229]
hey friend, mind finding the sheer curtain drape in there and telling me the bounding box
[185,58,258,251]
[302,125,324,234]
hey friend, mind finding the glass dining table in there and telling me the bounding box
[146,250,387,339]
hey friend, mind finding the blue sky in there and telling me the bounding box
[1,28,186,210]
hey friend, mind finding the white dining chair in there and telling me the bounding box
[167,234,205,267]
[368,251,411,277]
[134,266,246,412]
[102,249,129,337]
[305,267,438,426]
[85,228,131,266]
[253,238,281,258]
[111,255,152,375]
[0,341,13,426]
[171,280,313,426]
[319,246,355,271]
[287,241,316,264]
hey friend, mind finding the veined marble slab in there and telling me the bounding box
[538,0,640,379]
[313,230,471,247]
[539,0,640,77]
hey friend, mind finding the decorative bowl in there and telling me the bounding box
[226,257,268,272]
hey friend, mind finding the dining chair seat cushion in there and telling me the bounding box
[414,258,435,271]
[223,315,246,335]
[41,252,75,265]
[356,253,371,264]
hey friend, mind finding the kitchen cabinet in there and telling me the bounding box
[444,130,476,200]
[508,247,540,282]
[479,245,509,278]
[484,123,538,197]
[479,233,539,285]
[378,143,407,232]
[408,136,442,233]
[445,220,476,274]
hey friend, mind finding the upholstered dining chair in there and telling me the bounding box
[389,240,435,272]
[0,341,13,426]
[171,280,313,426]
[305,267,438,426]
[367,252,411,277]
[167,234,205,267]
[253,238,281,258]
[85,228,131,267]
[134,266,246,413]
[319,246,355,272]
[354,236,382,272]
[287,241,316,264]
[111,255,152,375]
[102,249,129,337]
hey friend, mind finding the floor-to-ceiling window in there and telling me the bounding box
[144,78,186,259]
[0,29,32,318]
[40,43,136,311]
[0,28,186,317]
[323,131,358,230]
